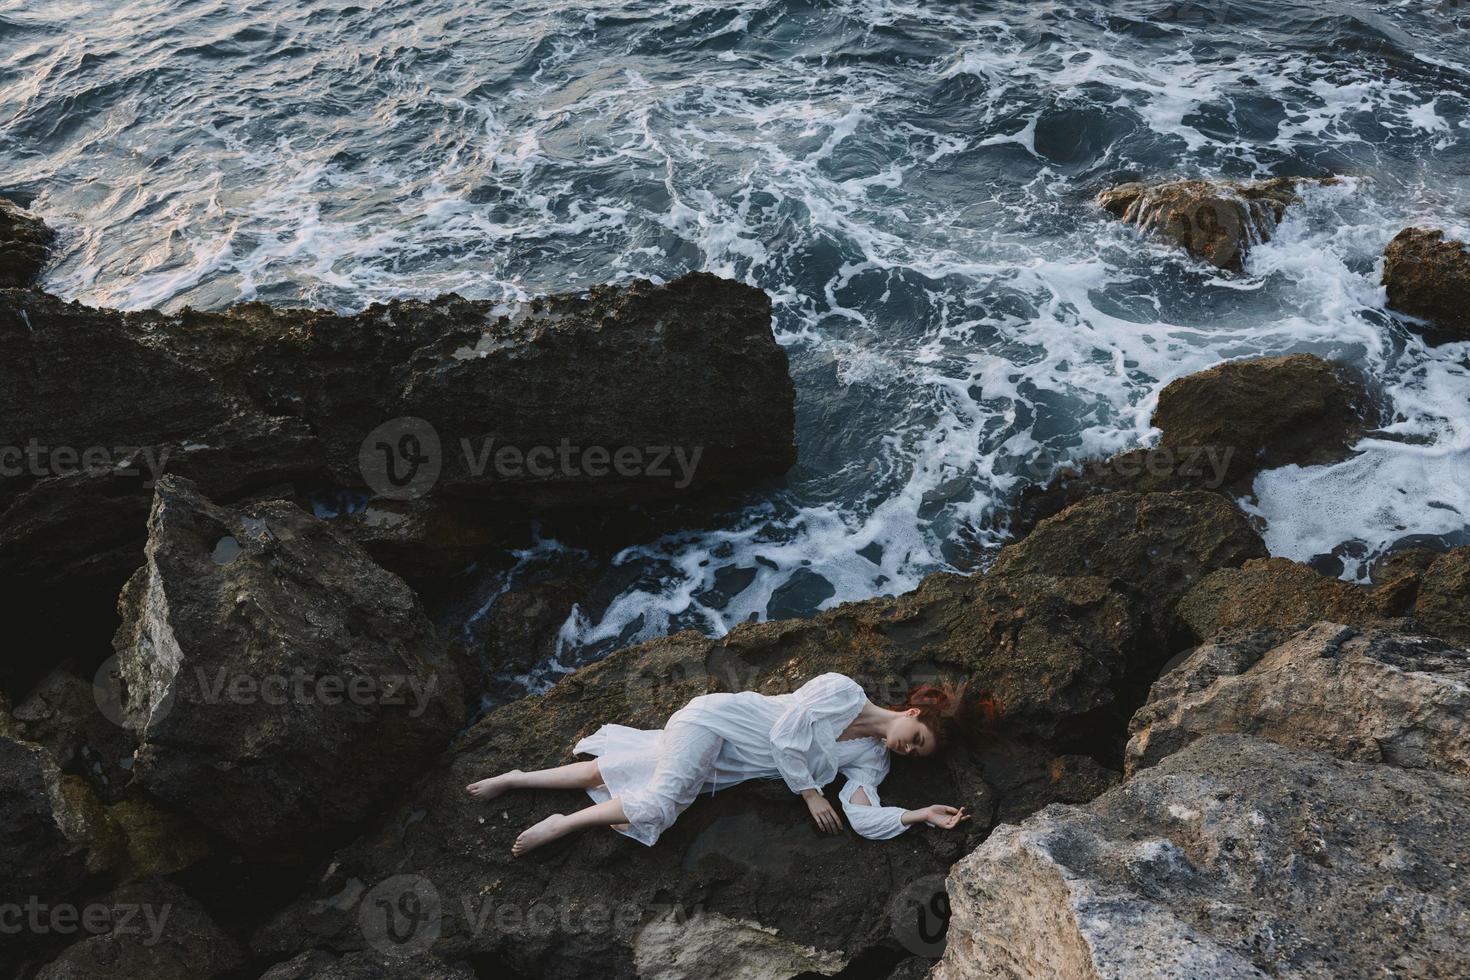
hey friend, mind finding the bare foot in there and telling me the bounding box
[465,770,523,800]
[512,813,568,857]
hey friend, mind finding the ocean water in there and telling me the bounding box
[5,0,1469,693]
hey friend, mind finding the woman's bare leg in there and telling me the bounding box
[513,797,629,857]
[466,760,602,799]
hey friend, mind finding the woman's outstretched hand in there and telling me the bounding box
[920,804,970,830]
[802,789,843,834]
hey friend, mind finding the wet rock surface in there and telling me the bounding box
[1096,177,1321,272]
[0,198,55,287]
[112,476,467,856]
[1012,354,1368,533]
[0,266,796,686]
[1382,226,1470,340]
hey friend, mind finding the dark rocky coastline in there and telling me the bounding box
[4,194,1470,979]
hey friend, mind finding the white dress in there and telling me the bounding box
[574,672,911,846]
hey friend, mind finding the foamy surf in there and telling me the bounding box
[7,0,1469,695]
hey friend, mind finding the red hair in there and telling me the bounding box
[889,681,1001,750]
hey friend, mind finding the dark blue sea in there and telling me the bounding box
[5,0,1469,693]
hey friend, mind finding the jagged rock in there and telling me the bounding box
[0,198,54,287]
[0,272,796,683]
[1013,355,1366,532]
[632,909,846,980]
[478,564,599,701]
[35,877,247,980]
[1179,550,1470,647]
[258,950,477,979]
[993,491,1266,648]
[249,563,1150,976]
[112,476,466,857]
[1382,227,1470,340]
[1127,623,1470,777]
[934,734,1470,980]
[1174,556,1385,640]
[1414,546,1470,645]
[1097,177,1320,272]
[0,734,121,910]
[10,667,139,803]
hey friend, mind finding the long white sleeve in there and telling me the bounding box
[837,758,910,840]
[768,673,865,794]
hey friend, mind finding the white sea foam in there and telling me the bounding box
[9,0,1470,690]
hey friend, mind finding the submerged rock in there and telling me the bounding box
[934,733,1470,980]
[1151,354,1366,480]
[1012,354,1366,533]
[112,476,466,856]
[1097,177,1321,272]
[0,198,54,287]
[1382,226,1470,340]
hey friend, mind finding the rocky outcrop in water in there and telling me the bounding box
[1096,177,1322,272]
[0,218,796,686]
[111,476,468,857]
[1382,226,1470,341]
[934,622,1470,980]
[0,198,54,287]
[1014,353,1367,533]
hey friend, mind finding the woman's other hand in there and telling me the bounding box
[802,788,843,834]
[921,804,970,830]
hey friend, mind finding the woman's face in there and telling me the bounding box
[887,710,937,757]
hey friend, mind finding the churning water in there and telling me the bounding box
[5,0,1469,692]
